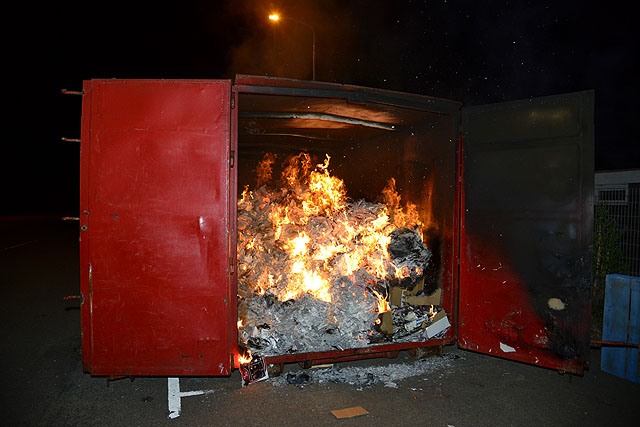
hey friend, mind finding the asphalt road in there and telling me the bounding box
[1,218,638,426]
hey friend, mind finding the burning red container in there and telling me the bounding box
[79,76,594,376]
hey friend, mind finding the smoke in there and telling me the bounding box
[223,0,356,82]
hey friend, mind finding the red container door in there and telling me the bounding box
[459,91,594,374]
[80,79,236,376]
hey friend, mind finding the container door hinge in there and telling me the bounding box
[231,94,235,109]
[230,150,235,168]
[229,256,235,274]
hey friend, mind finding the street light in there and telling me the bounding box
[268,12,316,80]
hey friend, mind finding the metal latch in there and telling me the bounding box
[64,294,84,303]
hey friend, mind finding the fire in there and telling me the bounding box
[237,319,243,329]
[302,155,347,217]
[256,153,277,187]
[382,177,423,230]
[372,289,390,313]
[238,152,427,320]
[284,232,310,257]
[392,263,411,279]
[428,305,436,320]
[238,350,252,365]
[240,185,253,203]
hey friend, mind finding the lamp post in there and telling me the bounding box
[268,13,316,81]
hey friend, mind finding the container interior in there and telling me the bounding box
[236,89,459,357]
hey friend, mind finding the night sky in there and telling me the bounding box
[6,0,639,215]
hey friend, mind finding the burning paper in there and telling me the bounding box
[239,355,269,386]
[237,153,445,356]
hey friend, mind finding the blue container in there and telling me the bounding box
[601,274,639,383]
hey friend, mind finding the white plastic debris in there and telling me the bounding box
[499,342,516,353]
[426,315,451,338]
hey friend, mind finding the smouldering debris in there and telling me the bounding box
[239,356,269,386]
[269,353,458,388]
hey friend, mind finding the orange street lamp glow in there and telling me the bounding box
[266,12,316,80]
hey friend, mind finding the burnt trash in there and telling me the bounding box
[240,356,269,386]
[286,372,310,386]
[388,227,431,288]
[269,354,457,389]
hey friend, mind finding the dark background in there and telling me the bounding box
[6,0,639,216]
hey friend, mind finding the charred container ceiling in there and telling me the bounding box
[78,76,594,377]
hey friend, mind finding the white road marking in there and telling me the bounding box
[168,378,215,419]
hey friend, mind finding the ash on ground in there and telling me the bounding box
[269,353,460,389]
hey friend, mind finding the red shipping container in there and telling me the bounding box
[79,76,594,376]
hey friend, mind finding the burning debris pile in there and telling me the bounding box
[237,153,448,357]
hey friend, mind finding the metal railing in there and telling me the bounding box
[595,184,640,276]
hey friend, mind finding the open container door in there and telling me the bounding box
[80,79,237,376]
[459,91,594,374]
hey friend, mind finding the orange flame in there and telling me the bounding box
[281,152,312,187]
[382,177,423,230]
[256,153,277,187]
[428,304,436,320]
[303,154,347,217]
[238,350,252,365]
[392,263,411,280]
[372,289,390,313]
[238,152,427,314]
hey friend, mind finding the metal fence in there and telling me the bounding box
[595,184,640,276]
